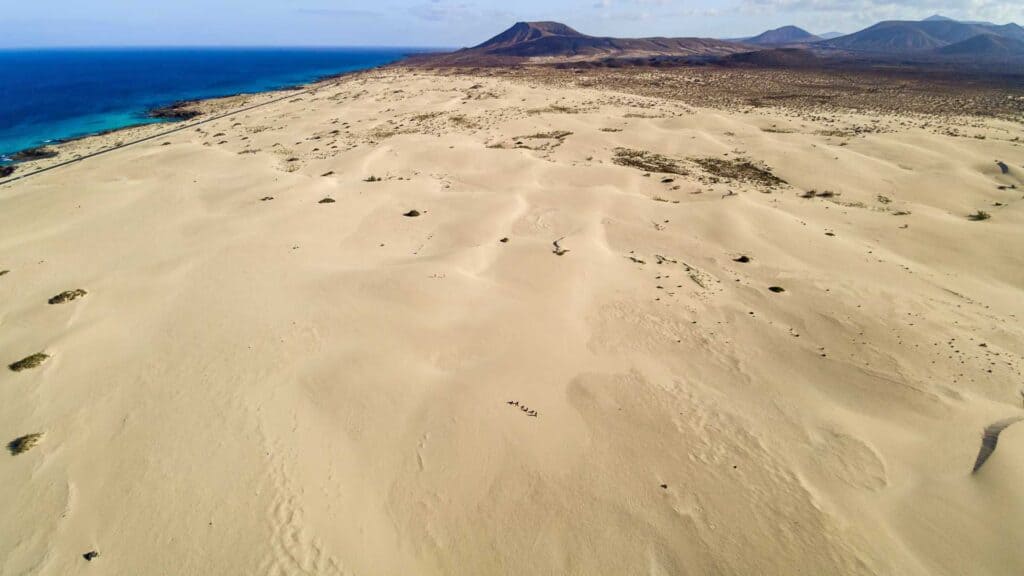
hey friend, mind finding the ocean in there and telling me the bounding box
[0,47,418,158]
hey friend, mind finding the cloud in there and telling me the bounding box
[410,1,466,22]
[409,0,471,22]
[407,1,514,24]
[591,0,692,22]
[295,8,379,18]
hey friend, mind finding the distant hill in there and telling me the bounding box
[718,47,822,67]
[417,21,751,65]
[820,19,1024,52]
[925,14,1001,26]
[406,19,1024,69]
[937,33,1024,57]
[817,31,845,40]
[745,26,821,45]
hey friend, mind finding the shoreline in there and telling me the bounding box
[0,52,423,167]
[5,49,1021,178]
[0,79,350,184]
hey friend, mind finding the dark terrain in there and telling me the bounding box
[409,17,1024,77]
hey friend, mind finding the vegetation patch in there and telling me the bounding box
[9,353,49,372]
[48,289,87,305]
[517,130,573,140]
[692,157,786,188]
[528,104,579,115]
[613,148,688,175]
[8,433,43,455]
[449,114,478,128]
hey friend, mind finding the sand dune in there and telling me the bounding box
[1,67,1023,575]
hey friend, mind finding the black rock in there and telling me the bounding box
[0,165,15,178]
[148,102,201,120]
[83,551,99,561]
[10,147,58,161]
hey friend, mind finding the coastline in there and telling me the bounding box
[0,48,431,169]
[0,57,422,182]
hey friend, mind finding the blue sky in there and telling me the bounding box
[4,0,1022,47]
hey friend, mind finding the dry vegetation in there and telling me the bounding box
[691,157,786,187]
[612,148,689,175]
[8,352,49,372]
[427,65,1024,119]
[8,433,43,455]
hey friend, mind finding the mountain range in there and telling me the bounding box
[421,21,749,65]
[412,16,1024,69]
[820,18,1024,53]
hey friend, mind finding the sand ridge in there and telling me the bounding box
[1,66,1023,575]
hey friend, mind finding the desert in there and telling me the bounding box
[2,21,1024,575]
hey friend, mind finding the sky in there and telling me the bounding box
[3,0,1023,48]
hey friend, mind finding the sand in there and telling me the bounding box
[2,66,1023,575]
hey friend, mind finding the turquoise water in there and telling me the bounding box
[0,47,421,158]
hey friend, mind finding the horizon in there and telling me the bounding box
[4,1,1023,49]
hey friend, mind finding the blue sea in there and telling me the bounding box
[0,47,419,158]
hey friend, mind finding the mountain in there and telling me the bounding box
[821,19,1024,52]
[406,19,1024,70]
[926,14,1001,26]
[718,47,822,67]
[470,21,583,52]
[936,33,1024,57]
[416,21,751,65]
[745,26,821,45]
[817,31,845,40]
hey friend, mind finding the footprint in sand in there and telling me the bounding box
[506,400,539,417]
